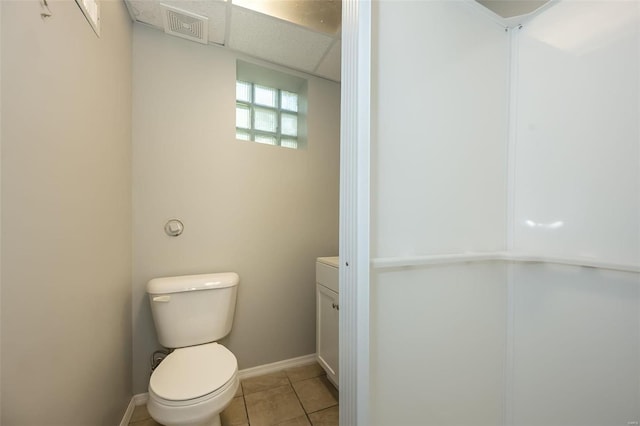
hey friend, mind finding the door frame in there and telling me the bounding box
[339,1,371,425]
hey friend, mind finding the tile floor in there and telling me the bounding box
[129,362,338,426]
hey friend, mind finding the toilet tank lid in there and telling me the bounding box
[147,272,239,295]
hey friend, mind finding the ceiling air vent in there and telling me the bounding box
[160,4,209,44]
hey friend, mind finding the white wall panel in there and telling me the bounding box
[513,0,640,265]
[370,1,639,425]
[371,1,509,424]
[372,0,509,258]
[510,263,640,425]
[371,263,507,426]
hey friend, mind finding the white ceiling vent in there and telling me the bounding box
[160,3,209,44]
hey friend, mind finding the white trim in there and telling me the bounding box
[237,353,316,380]
[340,0,371,425]
[371,252,640,274]
[506,26,520,252]
[133,393,149,406]
[118,396,138,426]
[373,252,507,269]
[355,1,371,426]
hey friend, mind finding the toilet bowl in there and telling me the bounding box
[145,273,240,426]
[147,343,238,426]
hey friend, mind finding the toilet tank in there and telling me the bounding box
[147,272,239,349]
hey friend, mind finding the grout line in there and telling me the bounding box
[288,372,306,414]
[242,392,250,426]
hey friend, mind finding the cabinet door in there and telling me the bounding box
[316,284,339,388]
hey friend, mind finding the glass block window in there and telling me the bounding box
[236,81,300,149]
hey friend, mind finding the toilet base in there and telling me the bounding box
[148,408,222,426]
[147,375,238,426]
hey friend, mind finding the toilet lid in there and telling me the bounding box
[150,343,237,401]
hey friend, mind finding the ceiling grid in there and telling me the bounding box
[124,0,342,82]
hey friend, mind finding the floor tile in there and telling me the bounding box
[244,384,306,426]
[275,415,312,426]
[285,363,325,383]
[221,396,248,426]
[242,371,290,395]
[129,404,151,423]
[308,406,339,426]
[291,376,338,414]
[129,417,163,426]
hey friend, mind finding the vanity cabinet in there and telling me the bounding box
[316,257,339,388]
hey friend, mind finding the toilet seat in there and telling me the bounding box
[149,371,238,407]
[150,342,237,402]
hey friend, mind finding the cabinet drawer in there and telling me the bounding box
[316,261,339,293]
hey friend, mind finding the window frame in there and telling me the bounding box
[236,81,299,149]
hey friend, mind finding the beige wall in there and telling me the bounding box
[1,1,132,424]
[132,25,340,393]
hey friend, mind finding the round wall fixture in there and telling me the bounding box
[164,219,184,237]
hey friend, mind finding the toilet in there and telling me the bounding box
[146,272,240,426]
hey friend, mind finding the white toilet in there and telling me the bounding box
[146,272,240,426]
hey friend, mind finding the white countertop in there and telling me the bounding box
[317,256,339,268]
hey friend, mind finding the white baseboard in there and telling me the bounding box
[120,353,317,424]
[237,353,317,380]
[133,392,149,405]
[119,397,137,426]
[119,393,149,425]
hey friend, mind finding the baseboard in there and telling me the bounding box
[118,396,137,426]
[120,353,317,423]
[119,393,149,425]
[237,353,317,380]
[133,392,149,405]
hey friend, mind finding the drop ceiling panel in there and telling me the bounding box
[233,0,341,35]
[127,0,227,45]
[229,6,334,72]
[315,41,341,82]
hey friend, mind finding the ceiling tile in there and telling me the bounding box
[233,0,341,35]
[314,40,341,82]
[126,0,227,45]
[228,6,334,72]
[126,0,163,27]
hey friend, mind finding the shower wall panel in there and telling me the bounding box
[372,0,509,259]
[512,0,640,265]
[370,1,509,424]
[371,263,508,426]
[510,3,640,423]
[370,1,639,425]
[509,263,640,425]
